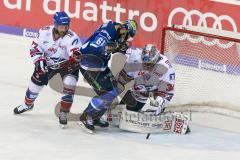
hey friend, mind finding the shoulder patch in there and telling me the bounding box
[67,31,74,37]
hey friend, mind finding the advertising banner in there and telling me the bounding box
[1,0,240,48]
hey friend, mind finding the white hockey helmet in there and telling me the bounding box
[141,44,160,65]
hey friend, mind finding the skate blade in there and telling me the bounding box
[77,121,94,134]
[185,126,191,134]
[95,126,109,131]
[59,124,67,129]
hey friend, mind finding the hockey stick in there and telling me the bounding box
[48,59,69,70]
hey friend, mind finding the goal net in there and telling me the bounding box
[161,26,240,118]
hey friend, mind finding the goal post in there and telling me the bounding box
[161,26,240,118]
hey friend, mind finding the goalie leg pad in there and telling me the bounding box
[109,106,190,134]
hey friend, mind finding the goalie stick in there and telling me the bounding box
[54,102,82,121]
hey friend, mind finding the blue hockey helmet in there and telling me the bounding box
[123,19,138,37]
[53,11,70,26]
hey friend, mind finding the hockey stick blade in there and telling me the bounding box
[54,102,82,121]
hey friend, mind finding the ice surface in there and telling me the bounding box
[0,33,240,160]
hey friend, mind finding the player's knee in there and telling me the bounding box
[91,97,106,110]
[28,80,44,94]
[63,75,77,88]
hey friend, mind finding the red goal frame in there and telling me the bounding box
[160,26,240,54]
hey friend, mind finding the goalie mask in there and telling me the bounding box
[141,44,160,68]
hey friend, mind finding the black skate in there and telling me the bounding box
[78,113,95,134]
[59,111,68,129]
[13,104,34,114]
[93,118,109,128]
[185,126,191,134]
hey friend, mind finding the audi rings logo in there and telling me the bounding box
[167,7,238,49]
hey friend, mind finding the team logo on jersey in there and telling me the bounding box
[138,71,145,76]
[169,73,175,80]
[48,48,57,53]
[143,73,151,81]
[153,69,162,77]
[59,44,66,50]
[72,39,79,45]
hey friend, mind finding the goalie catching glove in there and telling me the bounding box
[149,95,166,115]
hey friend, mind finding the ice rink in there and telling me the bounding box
[0,33,240,160]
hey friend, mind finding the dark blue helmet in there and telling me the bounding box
[123,19,138,37]
[53,11,70,26]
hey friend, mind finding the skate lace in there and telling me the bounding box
[18,104,30,111]
[99,118,105,123]
[87,116,93,125]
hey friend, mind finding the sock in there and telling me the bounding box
[24,80,43,106]
[60,87,75,112]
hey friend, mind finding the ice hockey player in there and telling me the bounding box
[111,44,190,134]
[78,19,138,133]
[13,12,82,127]
[117,44,175,115]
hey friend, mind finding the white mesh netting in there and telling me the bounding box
[162,27,240,118]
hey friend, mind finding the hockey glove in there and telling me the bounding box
[35,57,48,73]
[150,96,166,115]
[70,48,82,62]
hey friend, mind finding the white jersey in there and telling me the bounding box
[124,48,175,103]
[30,25,82,66]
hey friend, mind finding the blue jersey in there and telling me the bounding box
[80,21,120,71]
